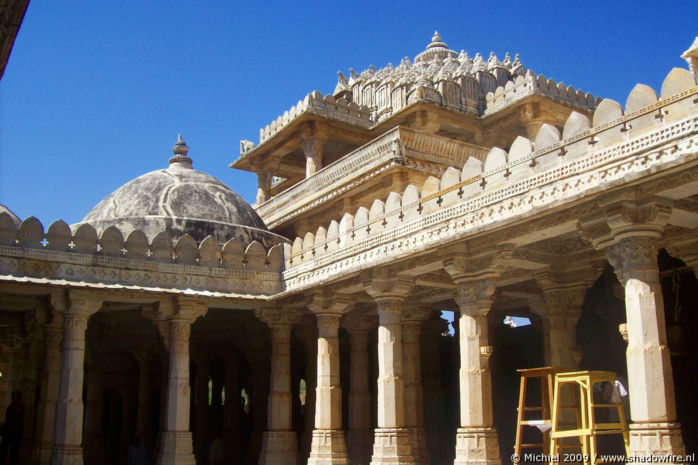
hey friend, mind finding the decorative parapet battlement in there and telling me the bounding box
[255,127,489,228]
[249,90,372,149]
[281,67,698,291]
[0,218,285,295]
[484,70,601,116]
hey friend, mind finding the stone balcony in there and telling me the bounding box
[254,127,488,230]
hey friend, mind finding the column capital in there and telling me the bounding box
[443,244,515,283]
[362,273,413,302]
[579,196,672,249]
[66,289,102,317]
[254,307,303,328]
[606,236,660,286]
[534,270,593,316]
[453,279,497,316]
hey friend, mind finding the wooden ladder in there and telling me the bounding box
[514,367,564,458]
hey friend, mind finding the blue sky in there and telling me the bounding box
[1,1,695,226]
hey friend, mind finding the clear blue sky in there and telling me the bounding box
[1,1,695,226]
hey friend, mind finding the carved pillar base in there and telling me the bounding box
[406,427,429,465]
[453,427,501,465]
[259,431,298,465]
[370,428,415,465]
[156,432,196,465]
[307,429,349,465]
[629,422,685,459]
[347,428,373,465]
[51,446,83,465]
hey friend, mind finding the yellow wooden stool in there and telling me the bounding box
[549,371,629,465]
[514,367,571,458]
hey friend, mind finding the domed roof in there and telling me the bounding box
[77,135,274,245]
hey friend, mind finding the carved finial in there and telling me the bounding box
[432,30,442,43]
[169,134,193,167]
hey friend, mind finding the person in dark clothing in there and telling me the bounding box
[0,391,24,465]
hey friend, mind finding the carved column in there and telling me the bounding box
[51,290,103,465]
[453,280,499,465]
[257,170,272,204]
[342,312,374,465]
[33,317,63,465]
[402,309,430,465]
[533,270,597,369]
[151,297,207,465]
[255,307,302,465]
[304,138,324,178]
[307,295,352,465]
[607,238,685,456]
[444,245,514,465]
[580,198,685,458]
[364,275,415,465]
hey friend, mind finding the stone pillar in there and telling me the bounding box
[307,295,352,465]
[402,309,430,465]
[255,307,302,465]
[342,313,374,465]
[257,171,272,204]
[304,138,324,178]
[444,245,514,465]
[606,237,685,456]
[33,320,63,465]
[51,290,103,465]
[533,271,595,369]
[82,365,105,464]
[154,297,207,465]
[135,352,152,442]
[453,281,499,465]
[364,275,415,465]
[580,198,685,458]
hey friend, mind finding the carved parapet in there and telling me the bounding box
[0,214,285,271]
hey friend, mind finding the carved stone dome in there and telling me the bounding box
[76,135,276,245]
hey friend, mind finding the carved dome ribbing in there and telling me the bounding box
[77,136,272,244]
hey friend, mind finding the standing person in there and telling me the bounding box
[0,391,24,465]
[127,435,148,465]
